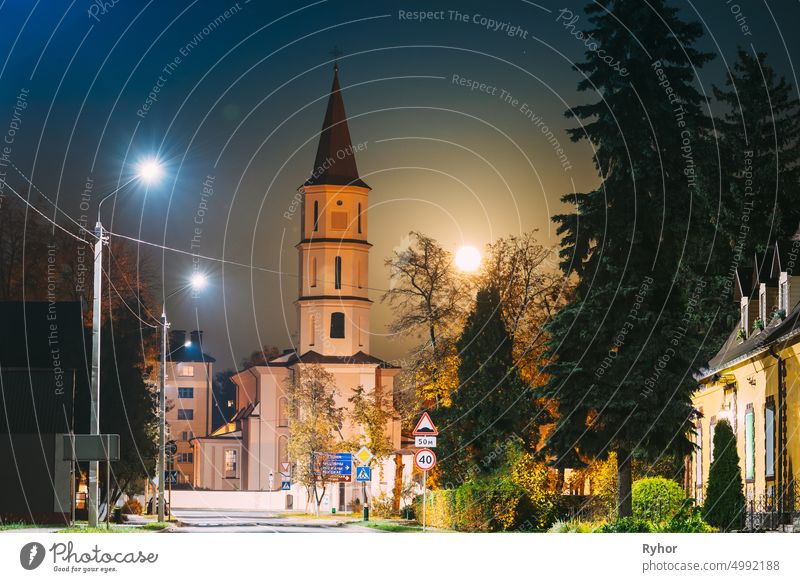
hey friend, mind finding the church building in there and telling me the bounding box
[193,65,410,511]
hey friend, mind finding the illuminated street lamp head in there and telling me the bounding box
[190,272,208,291]
[184,340,192,348]
[137,158,163,184]
[455,245,482,273]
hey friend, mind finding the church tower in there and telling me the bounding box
[296,64,371,357]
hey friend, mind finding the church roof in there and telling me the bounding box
[304,64,369,189]
[266,349,400,369]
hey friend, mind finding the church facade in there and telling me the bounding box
[193,65,411,511]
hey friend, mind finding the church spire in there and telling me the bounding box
[305,64,369,189]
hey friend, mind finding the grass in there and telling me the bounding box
[360,520,424,533]
[56,525,139,533]
[0,522,61,531]
[140,521,170,531]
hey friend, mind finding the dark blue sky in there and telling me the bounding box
[1,0,798,369]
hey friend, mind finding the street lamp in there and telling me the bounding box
[157,273,208,522]
[88,158,164,528]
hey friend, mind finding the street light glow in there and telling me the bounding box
[190,272,208,290]
[455,245,482,273]
[184,340,192,347]
[137,158,163,184]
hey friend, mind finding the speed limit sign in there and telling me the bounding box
[414,448,437,471]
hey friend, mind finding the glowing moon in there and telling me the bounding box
[455,246,481,272]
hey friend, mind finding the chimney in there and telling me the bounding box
[169,329,186,352]
[190,330,203,348]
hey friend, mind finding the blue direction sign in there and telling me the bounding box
[355,466,371,482]
[281,480,291,491]
[164,470,178,485]
[311,452,353,476]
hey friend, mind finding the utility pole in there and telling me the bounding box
[158,309,169,522]
[88,222,106,527]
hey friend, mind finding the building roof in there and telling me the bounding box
[0,369,75,433]
[168,343,216,364]
[303,64,369,189]
[696,301,800,380]
[266,349,400,369]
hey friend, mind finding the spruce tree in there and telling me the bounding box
[712,49,800,257]
[438,286,534,485]
[702,420,745,531]
[541,0,715,517]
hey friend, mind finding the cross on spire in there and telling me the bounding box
[329,45,343,71]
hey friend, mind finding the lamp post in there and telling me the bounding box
[88,158,163,528]
[158,272,207,522]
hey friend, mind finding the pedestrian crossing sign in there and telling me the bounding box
[355,466,371,482]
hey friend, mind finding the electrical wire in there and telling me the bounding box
[101,262,159,329]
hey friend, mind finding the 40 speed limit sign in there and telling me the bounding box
[414,448,437,471]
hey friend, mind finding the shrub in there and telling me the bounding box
[121,499,142,515]
[632,477,686,522]
[597,517,654,533]
[702,420,745,531]
[548,519,606,533]
[414,489,456,530]
[370,493,396,518]
[655,502,714,533]
[509,452,560,530]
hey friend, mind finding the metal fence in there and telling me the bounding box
[744,484,799,532]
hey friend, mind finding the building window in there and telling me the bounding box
[224,449,237,478]
[335,256,342,290]
[709,417,716,463]
[695,423,703,488]
[278,435,289,465]
[745,405,755,482]
[177,452,193,463]
[178,387,194,399]
[779,274,789,312]
[765,398,775,479]
[330,312,345,338]
[181,431,192,441]
[278,397,289,427]
[177,409,194,420]
[313,201,319,232]
[357,260,362,289]
[357,203,362,233]
[309,315,316,346]
[178,365,194,377]
[740,300,748,335]
[310,256,317,287]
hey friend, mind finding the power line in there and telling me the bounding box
[5,160,97,240]
[0,178,92,245]
[101,262,159,329]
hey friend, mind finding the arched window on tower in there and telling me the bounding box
[335,256,342,290]
[357,203,362,233]
[278,397,289,427]
[310,256,317,287]
[330,312,345,338]
[313,200,319,232]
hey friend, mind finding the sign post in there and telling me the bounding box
[412,413,439,532]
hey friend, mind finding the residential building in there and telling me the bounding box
[165,329,215,486]
[693,240,800,521]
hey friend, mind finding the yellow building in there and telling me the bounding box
[692,242,800,520]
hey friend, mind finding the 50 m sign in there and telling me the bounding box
[414,448,436,471]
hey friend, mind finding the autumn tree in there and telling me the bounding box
[286,365,345,515]
[383,231,467,411]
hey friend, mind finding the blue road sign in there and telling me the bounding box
[311,452,353,476]
[355,466,371,482]
[164,470,178,485]
[281,480,291,491]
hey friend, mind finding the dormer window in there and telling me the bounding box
[779,272,789,313]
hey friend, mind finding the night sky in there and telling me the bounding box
[1,0,798,370]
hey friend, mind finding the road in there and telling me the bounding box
[169,509,377,533]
